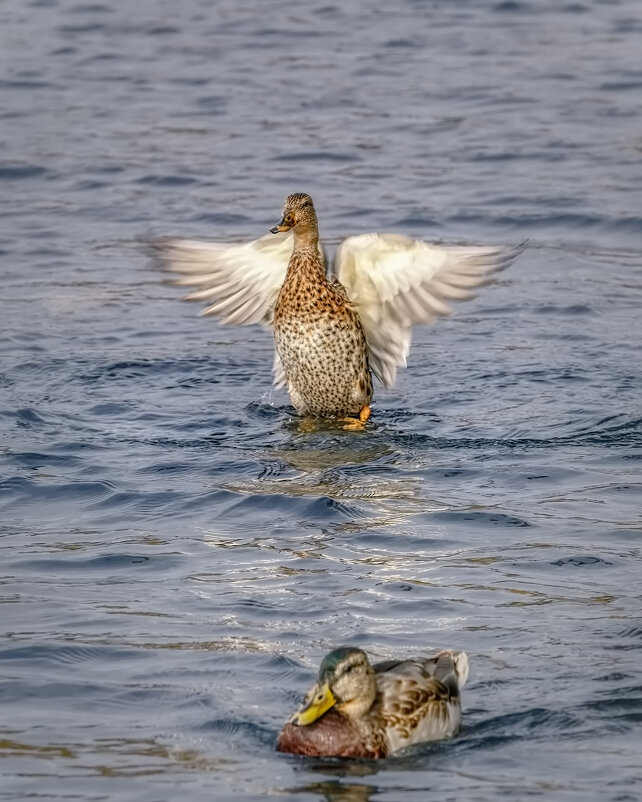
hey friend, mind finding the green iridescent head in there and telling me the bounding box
[319,647,365,681]
[289,647,377,727]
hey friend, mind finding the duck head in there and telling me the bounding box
[289,647,377,726]
[270,193,318,237]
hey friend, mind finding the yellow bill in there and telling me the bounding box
[290,682,336,726]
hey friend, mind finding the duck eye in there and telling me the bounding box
[344,665,353,674]
[300,201,310,209]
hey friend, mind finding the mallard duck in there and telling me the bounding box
[157,193,521,424]
[276,646,469,758]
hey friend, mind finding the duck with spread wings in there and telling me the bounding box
[156,193,521,425]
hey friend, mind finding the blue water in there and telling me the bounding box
[1,0,641,800]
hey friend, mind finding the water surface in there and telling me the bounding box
[1,1,641,800]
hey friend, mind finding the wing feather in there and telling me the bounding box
[152,231,294,327]
[335,233,523,387]
[374,650,468,750]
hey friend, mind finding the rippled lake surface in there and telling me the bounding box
[1,0,641,799]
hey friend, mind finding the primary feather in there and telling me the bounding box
[335,233,522,386]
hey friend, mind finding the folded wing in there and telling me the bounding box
[376,650,468,749]
[335,233,523,387]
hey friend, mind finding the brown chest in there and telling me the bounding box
[274,273,348,325]
[276,710,387,759]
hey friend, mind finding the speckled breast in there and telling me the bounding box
[273,281,372,417]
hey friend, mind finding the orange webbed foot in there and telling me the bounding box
[341,405,371,431]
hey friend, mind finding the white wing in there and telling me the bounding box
[335,233,522,387]
[154,231,294,326]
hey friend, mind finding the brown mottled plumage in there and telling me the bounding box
[156,193,523,421]
[276,646,469,759]
[271,194,372,418]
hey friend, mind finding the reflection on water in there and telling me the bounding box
[283,780,378,802]
[221,434,449,537]
[262,438,397,474]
